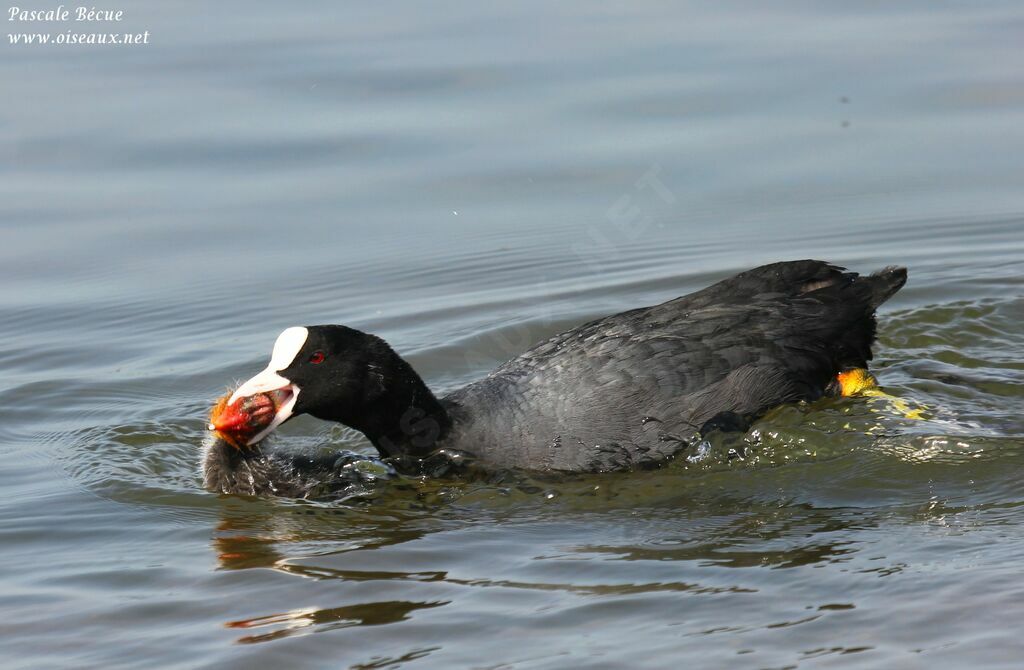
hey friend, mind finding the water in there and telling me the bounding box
[2,1,1023,667]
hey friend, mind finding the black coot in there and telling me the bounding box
[204,260,907,493]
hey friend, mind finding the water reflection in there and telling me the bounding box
[208,488,884,629]
[226,600,449,644]
[212,506,449,643]
[190,435,1024,662]
[578,506,869,569]
[211,504,438,572]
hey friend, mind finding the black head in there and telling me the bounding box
[227,325,448,454]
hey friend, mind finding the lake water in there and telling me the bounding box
[3,1,1023,668]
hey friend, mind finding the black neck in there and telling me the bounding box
[348,356,452,460]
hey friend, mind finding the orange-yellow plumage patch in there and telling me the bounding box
[836,368,878,397]
[208,391,278,449]
[835,368,926,420]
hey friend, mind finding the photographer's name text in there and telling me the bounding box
[9,6,123,22]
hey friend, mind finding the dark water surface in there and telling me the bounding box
[3,2,1024,668]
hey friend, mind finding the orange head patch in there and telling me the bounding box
[208,391,279,449]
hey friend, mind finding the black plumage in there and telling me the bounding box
[441,260,906,471]
[205,260,907,489]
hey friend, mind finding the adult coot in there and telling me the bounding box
[205,260,906,489]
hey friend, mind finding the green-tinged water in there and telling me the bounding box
[2,2,1023,668]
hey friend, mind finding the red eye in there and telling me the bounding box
[309,351,325,364]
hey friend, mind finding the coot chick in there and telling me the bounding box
[205,260,906,483]
[201,434,397,499]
